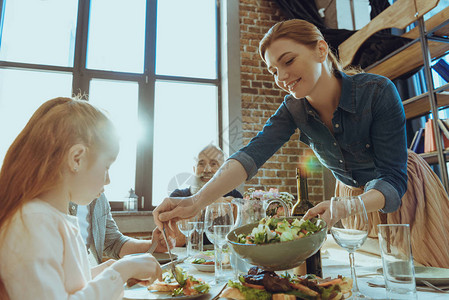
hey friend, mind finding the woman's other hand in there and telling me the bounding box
[112,253,162,285]
[303,200,331,227]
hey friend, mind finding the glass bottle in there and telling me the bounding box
[292,168,322,277]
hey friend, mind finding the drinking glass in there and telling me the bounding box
[378,224,417,299]
[190,221,204,253]
[330,196,369,299]
[205,202,234,283]
[189,209,205,254]
[178,219,195,257]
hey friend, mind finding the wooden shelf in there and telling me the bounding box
[402,6,449,40]
[420,150,449,165]
[403,91,449,119]
[366,6,449,80]
[366,40,449,80]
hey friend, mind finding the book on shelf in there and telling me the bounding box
[410,127,424,153]
[424,118,449,153]
[438,119,449,140]
[433,59,449,82]
[443,119,449,133]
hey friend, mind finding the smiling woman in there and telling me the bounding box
[153,18,449,274]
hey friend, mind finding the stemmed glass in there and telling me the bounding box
[178,218,195,258]
[330,196,369,299]
[205,202,234,283]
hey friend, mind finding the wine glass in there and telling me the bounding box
[330,196,369,299]
[205,202,234,283]
[178,218,195,258]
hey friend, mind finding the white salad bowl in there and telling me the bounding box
[226,217,327,271]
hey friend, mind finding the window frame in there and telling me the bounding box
[0,0,222,210]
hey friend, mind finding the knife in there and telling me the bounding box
[126,256,187,288]
[146,239,158,254]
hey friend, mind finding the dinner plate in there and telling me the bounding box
[377,266,449,286]
[126,252,179,265]
[153,252,178,264]
[191,262,231,272]
[123,285,209,299]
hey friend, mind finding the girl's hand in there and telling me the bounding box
[91,259,116,278]
[112,253,162,285]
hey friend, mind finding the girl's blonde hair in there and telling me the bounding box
[259,19,361,75]
[0,96,118,238]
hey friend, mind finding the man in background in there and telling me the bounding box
[170,144,242,246]
[170,144,242,199]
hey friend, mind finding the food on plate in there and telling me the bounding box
[237,217,324,245]
[148,266,210,296]
[191,250,230,265]
[219,267,352,300]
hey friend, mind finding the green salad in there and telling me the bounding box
[237,217,323,244]
[161,266,210,296]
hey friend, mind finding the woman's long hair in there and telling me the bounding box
[0,97,118,297]
[259,19,361,75]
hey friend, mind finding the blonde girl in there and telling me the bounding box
[0,97,162,299]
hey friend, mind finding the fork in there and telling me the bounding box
[421,280,449,293]
[161,225,179,283]
[368,281,449,293]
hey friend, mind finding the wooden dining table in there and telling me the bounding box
[123,235,449,299]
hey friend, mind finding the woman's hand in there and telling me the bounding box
[304,199,355,228]
[111,253,162,285]
[303,200,332,227]
[153,196,200,233]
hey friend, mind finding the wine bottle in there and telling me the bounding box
[292,168,322,278]
[292,168,314,215]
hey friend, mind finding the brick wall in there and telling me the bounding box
[239,0,324,204]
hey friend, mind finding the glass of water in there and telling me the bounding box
[378,224,417,299]
[205,202,234,283]
[330,196,369,299]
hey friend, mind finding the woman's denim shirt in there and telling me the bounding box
[230,71,408,213]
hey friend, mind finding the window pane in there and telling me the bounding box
[0,0,78,67]
[0,69,72,168]
[152,81,218,206]
[88,79,138,201]
[86,0,146,73]
[156,0,217,78]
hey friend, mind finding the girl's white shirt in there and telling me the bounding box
[76,204,90,245]
[0,200,124,300]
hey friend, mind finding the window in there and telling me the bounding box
[0,0,221,210]
[153,81,218,205]
[0,69,73,162]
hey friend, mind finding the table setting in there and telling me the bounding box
[122,193,449,299]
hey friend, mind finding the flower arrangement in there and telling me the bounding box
[243,188,295,209]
